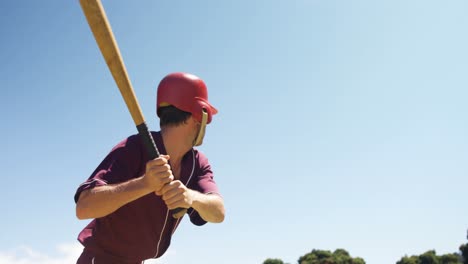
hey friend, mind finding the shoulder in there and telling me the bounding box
[110,134,140,149]
[191,148,211,169]
[108,134,143,157]
[192,148,206,161]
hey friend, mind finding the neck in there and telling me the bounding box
[160,126,192,164]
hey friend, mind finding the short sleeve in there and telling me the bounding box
[74,135,143,203]
[188,150,222,226]
[193,151,221,196]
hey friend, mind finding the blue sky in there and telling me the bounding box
[1,0,467,263]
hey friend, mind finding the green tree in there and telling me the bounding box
[397,255,419,264]
[460,243,468,264]
[350,257,366,264]
[396,250,461,264]
[297,249,365,264]
[263,258,285,264]
[419,250,439,264]
[440,253,461,264]
[298,249,332,264]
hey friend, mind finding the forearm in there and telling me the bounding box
[76,176,151,219]
[190,191,225,223]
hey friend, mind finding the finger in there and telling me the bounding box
[161,181,182,196]
[147,169,172,181]
[146,161,170,172]
[155,176,173,189]
[165,196,186,210]
[146,155,170,168]
[161,186,183,201]
[146,162,172,175]
[160,183,177,198]
[153,167,173,179]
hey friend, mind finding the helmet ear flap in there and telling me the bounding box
[194,99,213,124]
[193,109,208,146]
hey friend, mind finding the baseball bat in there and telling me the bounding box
[79,0,186,218]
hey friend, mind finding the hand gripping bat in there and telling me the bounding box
[79,0,186,218]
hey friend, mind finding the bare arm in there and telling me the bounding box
[76,155,173,220]
[190,191,225,223]
[160,181,225,223]
[76,176,151,219]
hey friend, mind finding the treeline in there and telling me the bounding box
[263,249,365,264]
[263,237,468,264]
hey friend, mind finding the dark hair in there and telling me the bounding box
[158,105,191,128]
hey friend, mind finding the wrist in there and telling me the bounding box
[189,190,202,208]
[137,175,153,194]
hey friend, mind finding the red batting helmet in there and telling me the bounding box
[156,72,217,124]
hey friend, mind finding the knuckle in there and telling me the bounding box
[148,159,158,166]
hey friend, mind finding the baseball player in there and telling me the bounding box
[75,72,225,264]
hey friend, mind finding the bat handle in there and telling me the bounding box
[136,122,187,218]
[136,122,160,159]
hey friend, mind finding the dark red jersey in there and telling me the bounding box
[75,132,220,263]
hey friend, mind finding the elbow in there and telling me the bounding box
[213,206,225,223]
[213,197,225,223]
[76,204,89,220]
[200,204,225,223]
[76,195,95,220]
[214,213,225,223]
[75,190,94,220]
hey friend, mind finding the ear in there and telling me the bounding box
[187,115,198,126]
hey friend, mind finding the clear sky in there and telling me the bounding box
[1,0,467,263]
